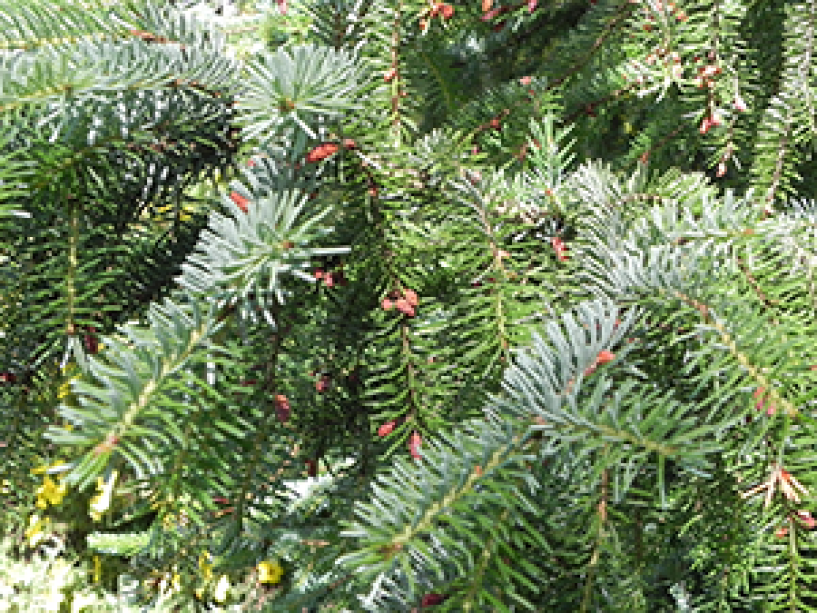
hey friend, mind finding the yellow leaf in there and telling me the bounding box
[257,560,284,585]
[199,551,213,581]
[92,555,102,583]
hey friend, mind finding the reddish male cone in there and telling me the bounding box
[395,298,415,317]
[84,326,99,354]
[403,289,419,307]
[230,191,249,213]
[421,593,447,607]
[798,510,817,529]
[754,387,776,415]
[378,420,397,437]
[585,350,615,376]
[316,375,331,393]
[409,431,422,459]
[551,236,569,261]
[596,350,615,365]
[306,143,339,163]
[274,394,291,423]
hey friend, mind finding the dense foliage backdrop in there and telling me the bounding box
[3,0,817,610]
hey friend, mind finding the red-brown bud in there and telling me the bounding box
[798,510,817,529]
[551,236,569,261]
[421,593,447,607]
[274,394,291,423]
[230,191,249,213]
[409,431,422,459]
[306,143,339,163]
[754,387,776,415]
[84,326,99,355]
[403,289,419,307]
[596,350,615,365]
[395,298,415,317]
[378,420,396,437]
[316,375,331,393]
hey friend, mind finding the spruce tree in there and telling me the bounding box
[3,0,817,609]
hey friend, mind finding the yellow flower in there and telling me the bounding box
[214,575,230,603]
[257,560,284,585]
[58,365,80,404]
[35,474,68,509]
[1,479,9,494]
[25,514,50,547]
[199,551,213,581]
[151,203,196,222]
[31,461,68,475]
[89,470,118,521]
[57,378,76,401]
[92,555,102,583]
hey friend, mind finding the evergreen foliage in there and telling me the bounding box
[3,0,817,609]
